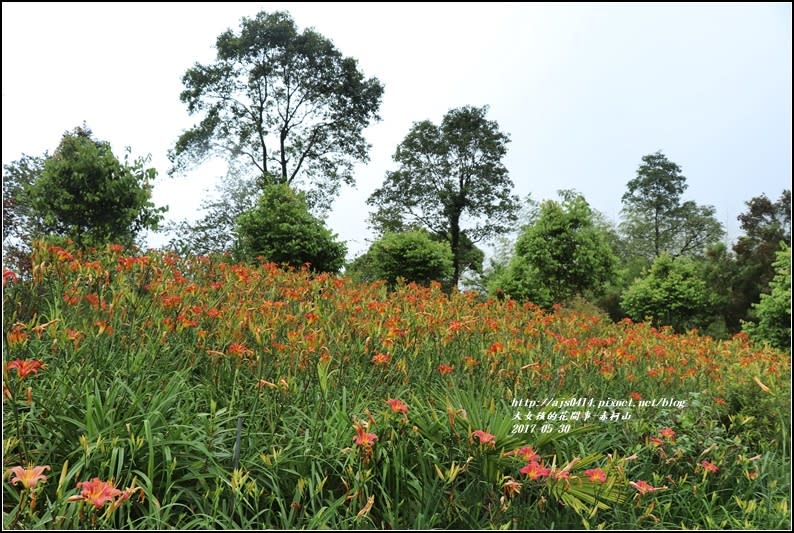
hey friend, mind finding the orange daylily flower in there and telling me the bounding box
[3,268,18,286]
[512,446,540,463]
[6,326,29,346]
[700,460,719,473]
[6,359,45,379]
[583,468,607,483]
[659,427,676,440]
[437,363,454,375]
[471,430,496,447]
[353,423,378,447]
[630,480,668,495]
[8,465,49,490]
[371,353,391,366]
[386,398,408,415]
[520,461,550,480]
[68,478,122,508]
[227,343,252,357]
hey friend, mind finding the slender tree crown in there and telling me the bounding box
[368,105,519,286]
[170,10,384,212]
[620,151,723,259]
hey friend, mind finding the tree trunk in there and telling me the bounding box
[450,216,461,290]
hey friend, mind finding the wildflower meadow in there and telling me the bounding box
[2,241,790,529]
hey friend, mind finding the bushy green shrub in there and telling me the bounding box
[23,125,165,248]
[236,184,346,272]
[621,253,715,332]
[347,230,453,287]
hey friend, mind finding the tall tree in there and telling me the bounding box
[18,125,165,249]
[3,154,45,273]
[620,151,724,259]
[169,10,384,212]
[732,190,791,301]
[367,105,519,287]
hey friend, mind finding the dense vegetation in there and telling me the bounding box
[2,242,789,529]
[2,7,791,530]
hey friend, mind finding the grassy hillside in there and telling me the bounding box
[3,241,790,529]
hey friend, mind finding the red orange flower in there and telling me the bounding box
[6,359,44,379]
[8,465,49,490]
[438,363,454,375]
[519,461,550,480]
[583,468,607,483]
[630,480,667,495]
[353,423,378,447]
[69,478,122,508]
[472,430,496,447]
[6,326,28,345]
[227,343,252,357]
[95,320,113,336]
[659,427,676,440]
[700,460,719,473]
[371,353,391,365]
[3,268,18,286]
[386,398,408,415]
[513,446,540,463]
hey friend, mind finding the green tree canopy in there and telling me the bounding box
[170,10,384,212]
[347,230,453,288]
[732,190,791,313]
[3,153,46,272]
[488,191,617,307]
[236,184,346,272]
[19,125,165,249]
[620,151,724,259]
[742,243,791,351]
[621,253,716,333]
[367,105,518,287]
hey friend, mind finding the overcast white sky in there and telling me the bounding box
[2,2,791,260]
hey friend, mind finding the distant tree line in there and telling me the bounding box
[3,10,789,350]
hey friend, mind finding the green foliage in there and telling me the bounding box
[697,243,744,337]
[236,184,346,272]
[2,154,46,273]
[732,190,791,324]
[21,126,165,249]
[347,230,453,288]
[742,243,791,351]
[165,166,260,256]
[169,10,384,212]
[2,242,790,529]
[367,105,519,286]
[489,191,617,308]
[620,151,724,259]
[621,253,716,332]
